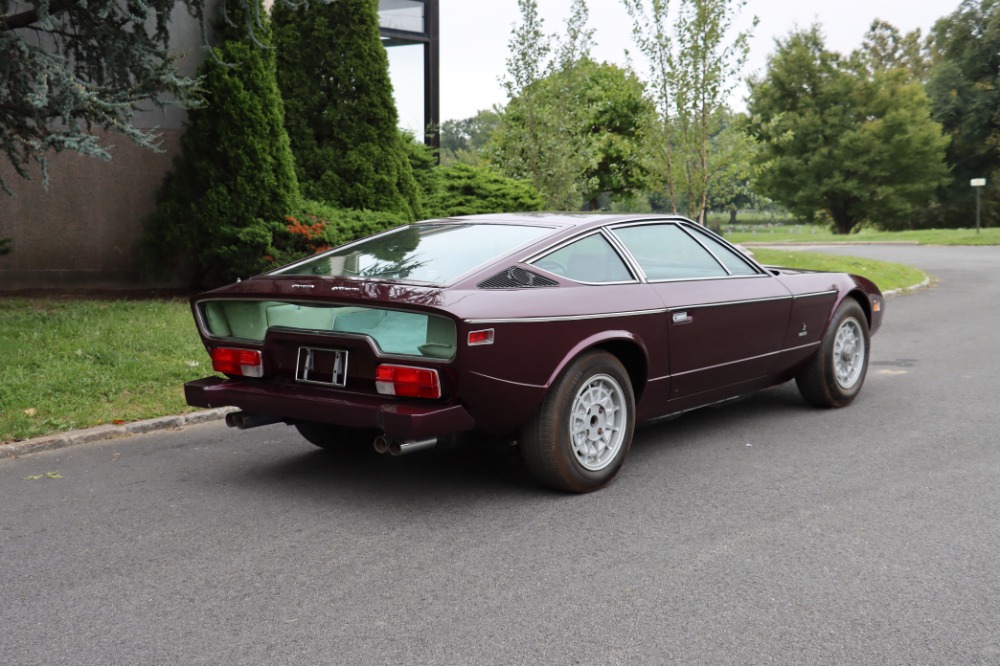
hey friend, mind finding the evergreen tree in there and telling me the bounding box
[142,0,299,287]
[272,0,421,218]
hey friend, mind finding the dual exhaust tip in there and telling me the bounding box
[373,435,437,456]
[224,412,437,457]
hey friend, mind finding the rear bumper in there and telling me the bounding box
[185,377,476,440]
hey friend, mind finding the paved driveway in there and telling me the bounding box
[2,245,999,665]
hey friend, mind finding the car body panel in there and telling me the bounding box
[184,213,883,443]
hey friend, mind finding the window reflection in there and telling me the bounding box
[278,224,552,285]
[378,0,424,33]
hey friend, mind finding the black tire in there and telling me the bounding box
[520,351,635,493]
[796,298,871,408]
[294,422,377,452]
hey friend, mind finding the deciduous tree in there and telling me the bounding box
[622,0,756,223]
[491,0,650,210]
[747,27,950,234]
[924,0,1000,227]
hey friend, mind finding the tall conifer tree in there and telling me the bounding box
[143,0,299,287]
[272,0,421,218]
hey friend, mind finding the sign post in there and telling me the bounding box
[971,178,986,234]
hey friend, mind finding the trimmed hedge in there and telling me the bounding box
[424,164,544,217]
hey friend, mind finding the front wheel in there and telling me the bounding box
[520,351,635,493]
[796,299,871,408]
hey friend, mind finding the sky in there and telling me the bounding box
[387,0,958,135]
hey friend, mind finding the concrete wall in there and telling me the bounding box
[0,1,209,291]
[0,133,183,290]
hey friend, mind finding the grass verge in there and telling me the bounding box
[0,299,207,443]
[752,249,926,292]
[727,225,1000,246]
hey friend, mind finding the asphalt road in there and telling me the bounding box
[3,245,999,666]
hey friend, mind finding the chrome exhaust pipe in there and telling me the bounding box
[388,437,437,456]
[225,411,282,430]
[373,435,391,455]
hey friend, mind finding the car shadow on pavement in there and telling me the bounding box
[227,437,546,503]
[218,382,811,502]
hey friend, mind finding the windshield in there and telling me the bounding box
[276,224,552,285]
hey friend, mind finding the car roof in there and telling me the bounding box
[430,212,694,232]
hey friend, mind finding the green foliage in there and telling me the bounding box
[272,0,421,218]
[0,298,207,443]
[490,1,651,210]
[142,0,299,288]
[423,164,544,217]
[923,0,1000,227]
[859,19,932,80]
[268,201,410,268]
[623,0,757,222]
[401,131,440,202]
[747,27,950,234]
[492,58,651,210]
[0,0,206,195]
[440,110,501,166]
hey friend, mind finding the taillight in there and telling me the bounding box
[211,347,263,378]
[375,364,441,399]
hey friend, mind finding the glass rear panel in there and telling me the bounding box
[276,224,551,285]
[200,300,457,359]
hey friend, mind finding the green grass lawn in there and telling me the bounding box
[0,246,928,443]
[752,249,926,292]
[0,299,208,443]
[727,225,1000,246]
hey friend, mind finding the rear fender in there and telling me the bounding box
[544,331,649,398]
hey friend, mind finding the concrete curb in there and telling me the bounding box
[882,275,932,297]
[0,407,237,460]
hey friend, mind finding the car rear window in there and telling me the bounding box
[199,301,457,359]
[275,223,552,285]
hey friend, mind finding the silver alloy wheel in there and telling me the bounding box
[569,373,628,471]
[833,317,866,389]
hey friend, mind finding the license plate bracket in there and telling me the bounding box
[295,347,348,387]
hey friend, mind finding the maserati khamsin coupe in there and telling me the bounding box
[185,213,883,492]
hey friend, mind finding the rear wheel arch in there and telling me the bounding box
[543,334,648,402]
[595,339,648,404]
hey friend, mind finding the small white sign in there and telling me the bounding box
[971,178,987,187]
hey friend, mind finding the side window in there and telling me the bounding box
[531,233,634,283]
[612,224,727,280]
[685,226,760,276]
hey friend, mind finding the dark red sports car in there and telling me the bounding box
[185,213,883,492]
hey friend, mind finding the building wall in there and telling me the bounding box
[0,0,433,291]
[0,133,183,290]
[0,1,206,291]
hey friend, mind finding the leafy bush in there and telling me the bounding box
[142,0,299,288]
[424,164,543,218]
[267,201,410,268]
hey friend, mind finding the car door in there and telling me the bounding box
[610,221,793,400]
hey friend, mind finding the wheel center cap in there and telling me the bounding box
[586,407,607,441]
